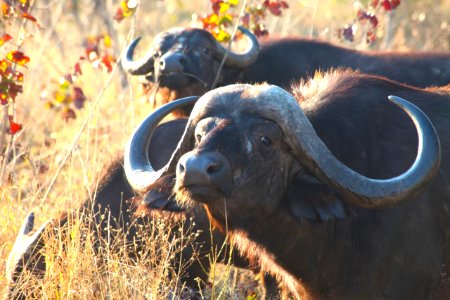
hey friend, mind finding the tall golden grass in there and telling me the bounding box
[1,0,449,298]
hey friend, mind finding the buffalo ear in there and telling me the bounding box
[286,173,351,223]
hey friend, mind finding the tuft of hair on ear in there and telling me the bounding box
[286,172,352,223]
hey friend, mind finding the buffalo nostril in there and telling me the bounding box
[178,163,185,173]
[206,162,222,175]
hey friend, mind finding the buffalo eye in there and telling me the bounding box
[201,47,210,55]
[259,136,272,146]
[196,134,203,143]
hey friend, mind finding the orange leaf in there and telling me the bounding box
[101,54,115,72]
[0,91,7,105]
[6,51,30,66]
[1,3,13,17]
[13,71,24,82]
[0,34,12,46]
[21,12,41,28]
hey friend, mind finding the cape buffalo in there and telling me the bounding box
[122,26,450,117]
[125,70,450,299]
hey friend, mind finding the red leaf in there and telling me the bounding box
[21,12,41,28]
[253,23,268,37]
[101,54,115,72]
[10,82,23,101]
[0,34,12,46]
[263,0,288,16]
[8,116,22,135]
[74,62,82,76]
[113,7,125,22]
[6,51,30,66]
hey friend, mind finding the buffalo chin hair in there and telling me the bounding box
[174,187,199,210]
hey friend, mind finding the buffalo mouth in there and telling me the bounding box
[178,184,225,202]
[176,183,227,205]
[157,72,208,90]
[158,73,191,88]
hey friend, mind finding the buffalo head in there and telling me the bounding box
[121,27,259,117]
[125,83,440,210]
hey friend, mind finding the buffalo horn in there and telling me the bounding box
[121,37,156,76]
[284,94,441,208]
[212,26,260,68]
[124,96,199,192]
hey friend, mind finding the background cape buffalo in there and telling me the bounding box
[122,26,450,117]
[125,70,450,299]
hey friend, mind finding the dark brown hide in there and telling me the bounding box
[133,71,449,299]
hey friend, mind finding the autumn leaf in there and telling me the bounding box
[101,54,115,72]
[218,13,233,26]
[7,81,23,101]
[263,0,289,16]
[113,7,125,22]
[74,62,82,76]
[114,0,137,21]
[6,51,30,66]
[62,107,76,122]
[72,86,86,109]
[0,91,7,105]
[103,34,112,48]
[0,34,12,46]
[13,71,24,82]
[213,28,231,42]
[219,2,230,13]
[1,2,13,17]
[21,12,41,28]
[201,13,219,29]
[8,116,22,135]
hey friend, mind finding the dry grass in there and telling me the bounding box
[1,0,449,299]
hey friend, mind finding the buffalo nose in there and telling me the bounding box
[159,52,185,73]
[177,152,231,187]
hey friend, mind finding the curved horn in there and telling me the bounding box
[190,84,440,209]
[286,94,441,208]
[121,37,156,75]
[212,26,260,68]
[124,96,199,192]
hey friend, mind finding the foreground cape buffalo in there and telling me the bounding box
[5,118,279,299]
[122,26,450,116]
[125,71,450,299]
